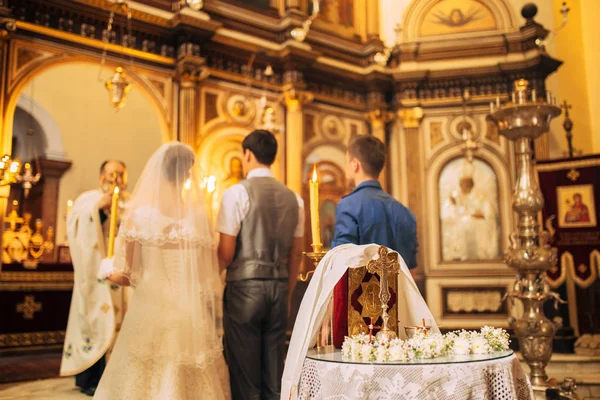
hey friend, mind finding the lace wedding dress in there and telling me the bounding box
[94,206,230,400]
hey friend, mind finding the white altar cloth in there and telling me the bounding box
[297,349,533,400]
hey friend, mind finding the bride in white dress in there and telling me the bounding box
[94,142,230,399]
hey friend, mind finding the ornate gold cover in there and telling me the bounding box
[347,266,398,336]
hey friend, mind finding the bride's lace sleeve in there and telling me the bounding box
[112,208,146,287]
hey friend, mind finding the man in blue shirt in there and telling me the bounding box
[330,135,418,346]
[331,135,418,268]
[331,136,417,348]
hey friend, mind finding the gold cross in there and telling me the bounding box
[366,246,400,340]
[567,168,580,182]
[367,246,400,307]
[5,200,23,228]
[16,295,42,319]
[560,100,572,118]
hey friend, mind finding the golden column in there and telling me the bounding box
[281,87,313,195]
[367,109,394,193]
[0,17,17,264]
[175,51,209,150]
[397,107,424,270]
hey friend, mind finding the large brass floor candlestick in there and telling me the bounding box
[488,79,563,389]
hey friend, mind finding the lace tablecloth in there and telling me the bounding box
[297,350,533,400]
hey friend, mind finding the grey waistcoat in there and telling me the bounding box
[226,177,299,282]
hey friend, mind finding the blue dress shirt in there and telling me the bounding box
[331,180,418,269]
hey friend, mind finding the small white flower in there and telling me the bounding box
[453,337,471,355]
[360,344,373,361]
[471,337,489,354]
[376,345,388,362]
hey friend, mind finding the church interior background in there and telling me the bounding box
[0,0,599,398]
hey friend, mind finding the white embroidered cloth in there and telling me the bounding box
[297,350,533,400]
[282,244,440,400]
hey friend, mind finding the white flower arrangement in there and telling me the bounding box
[341,326,510,362]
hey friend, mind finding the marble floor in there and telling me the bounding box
[0,377,88,400]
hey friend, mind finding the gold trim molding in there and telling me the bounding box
[15,21,175,66]
[0,271,74,282]
[0,331,65,348]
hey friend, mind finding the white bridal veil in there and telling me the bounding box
[108,142,223,366]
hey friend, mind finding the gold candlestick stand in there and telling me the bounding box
[301,243,329,350]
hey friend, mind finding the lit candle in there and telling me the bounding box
[67,200,73,216]
[309,165,322,251]
[107,186,120,258]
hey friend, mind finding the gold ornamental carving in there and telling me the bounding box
[280,88,313,111]
[0,330,65,348]
[16,295,42,320]
[397,107,424,129]
[2,201,54,265]
[429,122,444,148]
[0,271,74,282]
[567,168,580,182]
[16,47,46,71]
[0,18,16,40]
[366,109,394,128]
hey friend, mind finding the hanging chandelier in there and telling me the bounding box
[105,67,132,110]
[99,0,134,111]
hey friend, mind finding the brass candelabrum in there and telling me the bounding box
[487,79,565,389]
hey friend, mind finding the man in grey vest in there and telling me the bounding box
[217,130,304,400]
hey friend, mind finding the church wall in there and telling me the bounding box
[379,0,599,157]
[552,0,594,155]
[580,0,600,152]
[19,63,163,243]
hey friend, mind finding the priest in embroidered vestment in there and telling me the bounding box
[60,160,130,397]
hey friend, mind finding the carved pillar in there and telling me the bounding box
[367,109,394,193]
[281,86,313,195]
[397,107,424,276]
[175,45,209,150]
[0,16,16,267]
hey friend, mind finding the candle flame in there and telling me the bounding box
[67,200,73,207]
[311,165,318,183]
[114,186,120,195]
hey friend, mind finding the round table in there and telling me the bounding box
[297,349,534,400]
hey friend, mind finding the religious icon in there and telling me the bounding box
[557,184,597,228]
[431,7,484,27]
[439,158,501,261]
[316,0,354,28]
[420,0,496,37]
[222,156,244,190]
